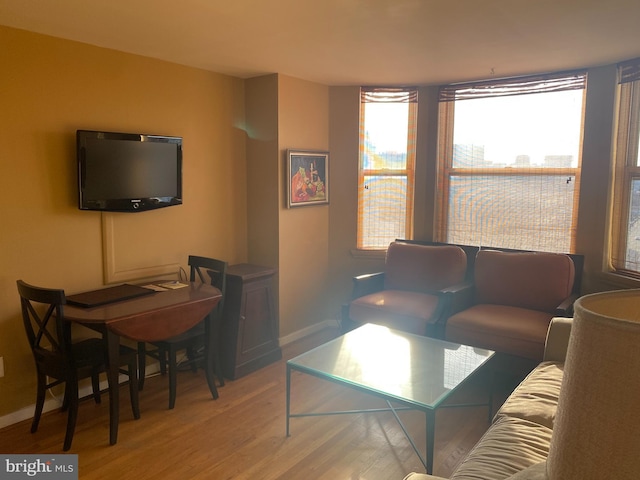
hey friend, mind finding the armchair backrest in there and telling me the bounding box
[384,242,467,293]
[474,249,575,312]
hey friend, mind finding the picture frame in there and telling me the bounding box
[286,149,329,208]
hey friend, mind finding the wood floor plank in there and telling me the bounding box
[0,327,522,479]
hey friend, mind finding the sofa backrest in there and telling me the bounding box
[384,241,467,293]
[474,249,575,312]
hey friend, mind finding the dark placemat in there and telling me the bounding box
[66,283,154,308]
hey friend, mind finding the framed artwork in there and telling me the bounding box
[286,149,329,208]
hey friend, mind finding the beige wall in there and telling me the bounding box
[327,87,382,310]
[277,75,330,336]
[245,75,280,269]
[0,26,248,417]
[245,74,331,338]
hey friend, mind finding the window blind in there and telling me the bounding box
[619,57,640,84]
[435,72,585,253]
[358,87,417,249]
[611,60,640,278]
[439,70,587,102]
[361,87,418,103]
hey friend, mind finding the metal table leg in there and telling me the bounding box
[285,364,291,436]
[426,409,436,475]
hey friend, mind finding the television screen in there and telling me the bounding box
[77,130,182,212]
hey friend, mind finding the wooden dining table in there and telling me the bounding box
[62,281,222,445]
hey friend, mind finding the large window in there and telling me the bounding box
[358,87,417,250]
[611,58,640,278]
[435,72,586,253]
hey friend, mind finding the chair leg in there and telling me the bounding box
[215,350,225,387]
[185,345,199,373]
[61,383,71,412]
[205,356,220,401]
[31,373,46,433]
[91,368,101,404]
[127,359,141,420]
[213,317,225,387]
[63,381,79,452]
[137,342,147,390]
[168,348,177,410]
[159,347,167,375]
[203,319,220,400]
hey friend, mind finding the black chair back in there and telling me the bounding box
[188,255,227,314]
[17,280,73,379]
[16,279,110,451]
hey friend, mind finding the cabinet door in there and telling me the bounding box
[237,276,278,364]
[222,264,282,379]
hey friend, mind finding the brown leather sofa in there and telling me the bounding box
[345,241,468,336]
[345,241,582,361]
[445,249,578,361]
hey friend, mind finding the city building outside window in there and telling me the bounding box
[435,71,586,253]
[357,87,417,249]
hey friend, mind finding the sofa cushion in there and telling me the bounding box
[385,242,467,293]
[474,250,575,312]
[402,407,555,480]
[445,305,552,360]
[349,290,441,335]
[403,474,448,480]
[449,415,552,480]
[494,361,564,429]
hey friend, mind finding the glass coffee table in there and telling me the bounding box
[285,323,494,474]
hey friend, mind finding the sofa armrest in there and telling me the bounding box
[543,317,573,363]
[440,280,473,295]
[427,281,474,329]
[444,281,475,315]
[351,272,385,299]
[554,292,579,316]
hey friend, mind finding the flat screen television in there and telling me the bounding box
[77,129,183,212]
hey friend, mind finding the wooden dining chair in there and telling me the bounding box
[138,255,227,409]
[17,280,140,451]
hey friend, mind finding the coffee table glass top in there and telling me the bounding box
[287,323,494,410]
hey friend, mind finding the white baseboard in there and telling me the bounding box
[0,361,166,430]
[0,324,338,430]
[278,318,340,346]
[0,402,55,430]
[0,377,122,430]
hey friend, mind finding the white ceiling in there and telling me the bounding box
[2,0,640,86]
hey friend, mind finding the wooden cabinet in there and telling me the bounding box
[221,264,281,379]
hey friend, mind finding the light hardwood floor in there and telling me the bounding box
[0,328,528,479]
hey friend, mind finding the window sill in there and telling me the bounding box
[594,271,640,291]
[350,249,386,260]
